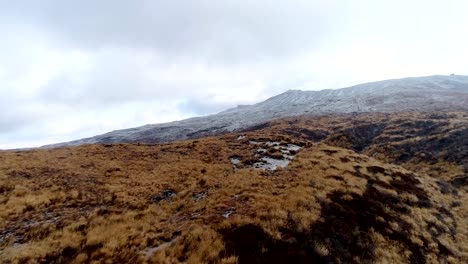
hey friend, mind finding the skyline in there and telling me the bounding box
[1,0,467,149]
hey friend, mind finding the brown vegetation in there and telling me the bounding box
[0,112,467,263]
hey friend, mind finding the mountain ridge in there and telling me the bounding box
[43,74,468,148]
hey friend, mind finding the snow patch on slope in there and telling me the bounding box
[43,75,468,148]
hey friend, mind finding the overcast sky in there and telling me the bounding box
[1,0,467,149]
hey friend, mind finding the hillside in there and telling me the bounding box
[43,75,468,148]
[1,112,467,263]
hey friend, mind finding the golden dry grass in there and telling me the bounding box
[0,112,467,263]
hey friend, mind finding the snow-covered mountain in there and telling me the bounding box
[44,75,468,147]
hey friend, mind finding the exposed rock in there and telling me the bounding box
[238,140,302,171]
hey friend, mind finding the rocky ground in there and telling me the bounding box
[1,112,467,263]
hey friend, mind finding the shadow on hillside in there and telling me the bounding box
[221,224,325,264]
[220,171,454,263]
[394,127,468,164]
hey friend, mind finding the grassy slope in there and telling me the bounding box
[0,112,467,263]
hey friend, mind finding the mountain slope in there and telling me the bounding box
[44,75,468,148]
[1,112,467,263]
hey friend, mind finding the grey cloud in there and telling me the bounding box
[1,0,351,136]
[0,117,30,134]
[2,0,467,149]
[0,1,349,63]
[177,98,237,116]
[0,102,44,134]
[35,46,279,107]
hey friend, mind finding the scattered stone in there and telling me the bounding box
[251,141,301,171]
[141,238,177,258]
[150,190,176,203]
[192,190,208,202]
[219,207,236,218]
[231,140,301,171]
[229,156,241,165]
[229,155,242,170]
[253,157,290,170]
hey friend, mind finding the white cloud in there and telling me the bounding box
[0,0,467,149]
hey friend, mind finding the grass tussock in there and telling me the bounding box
[0,112,467,263]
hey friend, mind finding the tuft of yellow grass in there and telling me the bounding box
[0,111,467,263]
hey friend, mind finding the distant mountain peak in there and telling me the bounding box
[43,74,468,148]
